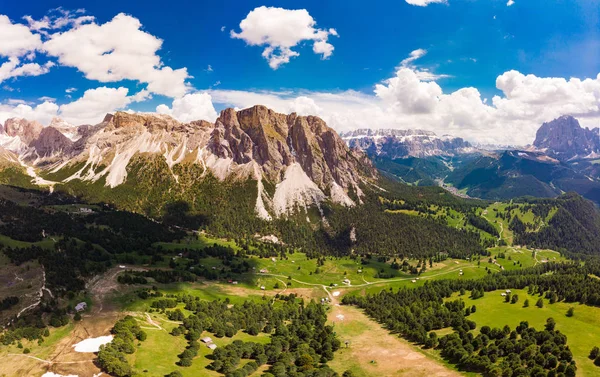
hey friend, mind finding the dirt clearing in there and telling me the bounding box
[328,304,461,377]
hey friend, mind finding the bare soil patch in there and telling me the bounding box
[328,304,461,377]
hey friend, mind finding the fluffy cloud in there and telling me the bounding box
[399,48,450,81]
[507,0,515,6]
[375,68,442,113]
[59,86,148,125]
[207,63,600,145]
[405,0,448,6]
[23,8,94,34]
[156,92,218,122]
[0,15,42,58]
[0,15,51,83]
[0,57,54,84]
[0,101,59,126]
[0,86,150,126]
[43,13,190,97]
[231,6,338,69]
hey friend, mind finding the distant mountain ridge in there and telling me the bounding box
[340,128,474,158]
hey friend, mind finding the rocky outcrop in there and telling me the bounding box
[3,118,43,144]
[30,127,73,157]
[209,105,375,190]
[533,115,600,161]
[341,128,473,158]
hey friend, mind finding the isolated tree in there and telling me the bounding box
[536,298,544,308]
[523,299,530,308]
[566,307,574,317]
[589,346,600,360]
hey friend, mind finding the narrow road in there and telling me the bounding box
[262,264,478,296]
[2,353,94,365]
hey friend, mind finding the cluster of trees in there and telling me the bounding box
[97,316,147,377]
[204,301,340,377]
[466,213,499,237]
[510,194,600,258]
[342,262,600,375]
[159,294,340,375]
[0,296,19,312]
[439,319,576,376]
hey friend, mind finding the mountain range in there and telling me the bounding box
[345,115,600,205]
[2,107,600,222]
[0,105,376,222]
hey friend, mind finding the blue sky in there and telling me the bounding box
[1,0,599,144]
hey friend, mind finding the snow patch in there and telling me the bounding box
[272,163,326,217]
[72,335,113,352]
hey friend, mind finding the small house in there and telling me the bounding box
[506,289,511,293]
[260,269,268,274]
[260,286,265,290]
[501,293,507,297]
[207,343,217,350]
[201,337,213,344]
[75,302,87,312]
[232,281,238,285]
[411,280,417,283]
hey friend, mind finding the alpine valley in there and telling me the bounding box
[3,3,600,377]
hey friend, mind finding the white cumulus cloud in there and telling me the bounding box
[59,86,148,125]
[231,6,338,69]
[0,15,43,58]
[156,92,218,122]
[43,13,190,97]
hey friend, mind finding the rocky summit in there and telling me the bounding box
[0,105,376,219]
[533,115,600,161]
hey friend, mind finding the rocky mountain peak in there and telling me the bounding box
[30,126,73,157]
[108,111,183,132]
[533,115,600,161]
[3,118,43,144]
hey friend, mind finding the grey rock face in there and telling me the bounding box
[533,115,600,161]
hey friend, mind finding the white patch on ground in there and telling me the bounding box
[0,133,27,152]
[336,314,345,321]
[163,139,188,169]
[204,154,233,180]
[72,335,113,353]
[42,373,79,377]
[97,132,164,187]
[258,234,281,244]
[253,164,272,221]
[272,163,326,216]
[18,158,56,192]
[332,291,340,297]
[329,181,355,207]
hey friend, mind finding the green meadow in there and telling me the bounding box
[454,289,600,377]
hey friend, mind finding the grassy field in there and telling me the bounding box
[128,311,271,377]
[452,289,600,377]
